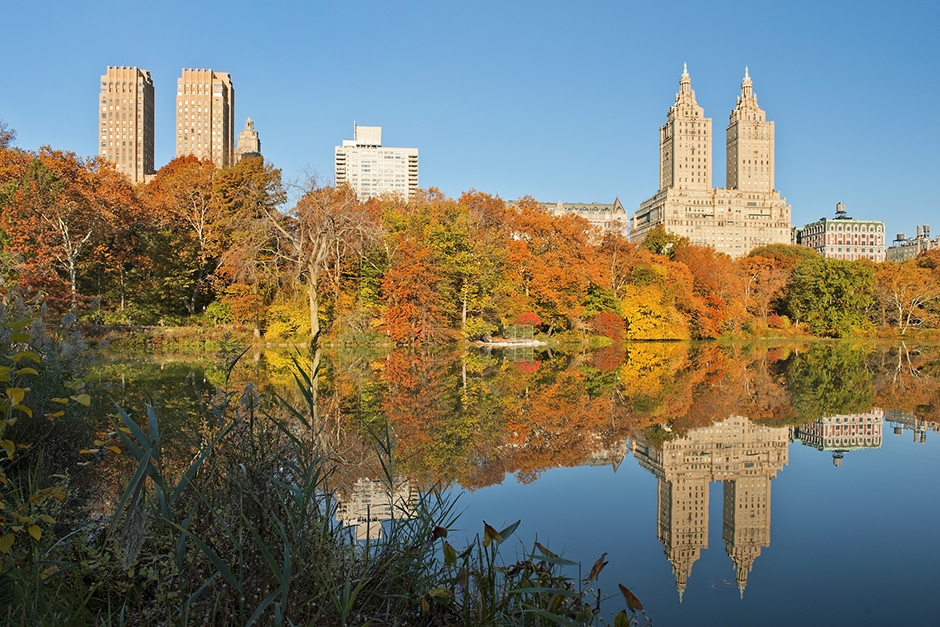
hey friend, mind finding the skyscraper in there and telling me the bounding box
[632,66,792,258]
[98,66,154,183]
[334,124,418,200]
[175,69,235,167]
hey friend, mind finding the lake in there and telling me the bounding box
[98,340,940,626]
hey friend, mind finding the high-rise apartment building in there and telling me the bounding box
[334,124,418,200]
[794,202,886,261]
[632,66,792,258]
[175,69,235,167]
[99,66,155,183]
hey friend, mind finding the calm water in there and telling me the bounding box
[99,341,940,626]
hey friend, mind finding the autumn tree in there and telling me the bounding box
[212,156,286,335]
[739,254,790,325]
[616,247,693,340]
[0,148,133,311]
[0,120,15,150]
[597,231,639,300]
[747,243,819,270]
[380,238,454,344]
[142,156,221,315]
[503,198,604,333]
[673,244,744,337]
[268,183,378,342]
[874,260,940,334]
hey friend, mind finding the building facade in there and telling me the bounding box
[884,409,939,444]
[632,66,792,258]
[794,202,886,261]
[334,124,418,200]
[235,118,262,162]
[886,225,938,262]
[99,66,155,183]
[543,199,629,236]
[175,69,235,167]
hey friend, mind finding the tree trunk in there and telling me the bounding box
[308,275,320,344]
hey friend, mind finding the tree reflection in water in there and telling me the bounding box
[96,341,940,570]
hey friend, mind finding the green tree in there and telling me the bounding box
[787,256,875,337]
[640,225,688,259]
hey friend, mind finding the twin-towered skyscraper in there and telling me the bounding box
[99,66,247,183]
[632,65,793,258]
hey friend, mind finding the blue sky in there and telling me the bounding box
[3,0,937,237]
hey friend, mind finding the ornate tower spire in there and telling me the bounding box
[726,67,773,192]
[741,66,754,100]
[679,62,691,95]
[235,117,262,162]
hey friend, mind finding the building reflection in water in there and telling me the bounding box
[793,409,883,466]
[629,416,789,601]
[884,409,939,444]
[334,478,418,541]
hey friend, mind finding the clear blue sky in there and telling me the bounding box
[3,0,937,238]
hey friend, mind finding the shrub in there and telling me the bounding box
[514,312,542,327]
[589,312,626,342]
[463,316,496,341]
[204,300,233,326]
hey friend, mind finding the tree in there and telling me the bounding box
[673,245,743,337]
[640,225,688,259]
[503,198,603,333]
[787,256,875,337]
[874,261,940,334]
[0,120,15,150]
[0,149,133,311]
[213,156,287,335]
[740,254,790,325]
[747,243,819,270]
[142,156,220,315]
[380,238,454,345]
[268,183,378,342]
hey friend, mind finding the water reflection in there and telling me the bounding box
[630,416,789,601]
[334,478,418,540]
[793,410,884,466]
[94,341,940,624]
[885,409,940,443]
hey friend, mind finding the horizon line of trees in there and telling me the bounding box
[2,121,940,343]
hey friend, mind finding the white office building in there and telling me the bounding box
[334,124,418,200]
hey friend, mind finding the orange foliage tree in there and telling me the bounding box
[502,198,605,333]
[874,260,940,334]
[142,156,221,315]
[673,244,744,338]
[0,148,134,311]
